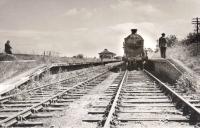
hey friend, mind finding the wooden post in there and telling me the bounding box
[192,17,200,55]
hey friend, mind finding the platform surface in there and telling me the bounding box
[0,64,47,95]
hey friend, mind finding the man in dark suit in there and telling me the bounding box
[159,33,167,58]
[5,40,12,54]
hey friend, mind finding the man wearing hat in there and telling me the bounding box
[159,33,167,58]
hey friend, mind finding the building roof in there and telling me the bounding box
[99,49,116,55]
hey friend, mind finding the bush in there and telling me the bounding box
[176,72,198,93]
[166,35,178,47]
[77,54,84,59]
[181,32,200,45]
[73,54,84,59]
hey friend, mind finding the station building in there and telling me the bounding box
[99,49,116,59]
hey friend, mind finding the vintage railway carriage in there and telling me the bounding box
[123,31,147,69]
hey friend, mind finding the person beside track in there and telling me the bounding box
[159,33,167,58]
[5,40,12,54]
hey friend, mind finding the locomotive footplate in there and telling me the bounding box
[126,59,144,71]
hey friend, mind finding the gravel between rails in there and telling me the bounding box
[4,64,112,97]
[13,66,110,101]
[117,121,194,128]
[0,64,121,127]
[44,72,119,128]
[115,71,195,128]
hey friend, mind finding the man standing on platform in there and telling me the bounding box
[159,33,167,58]
[5,40,12,54]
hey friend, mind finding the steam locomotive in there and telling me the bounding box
[123,29,148,69]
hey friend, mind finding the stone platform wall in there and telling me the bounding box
[144,59,182,83]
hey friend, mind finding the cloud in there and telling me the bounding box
[73,27,88,32]
[0,29,71,54]
[0,0,7,6]
[137,4,159,14]
[0,0,200,57]
[64,8,78,16]
[0,29,113,57]
[110,0,158,14]
[0,30,68,39]
[110,0,133,9]
[63,8,93,19]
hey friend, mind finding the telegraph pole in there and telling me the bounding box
[192,17,200,54]
[192,17,200,34]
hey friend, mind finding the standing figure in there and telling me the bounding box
[5,40,12,54]
[159,33,167,58]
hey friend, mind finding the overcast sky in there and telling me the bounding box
[0,0,199,57]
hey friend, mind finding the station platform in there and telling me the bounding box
[0,64,48,96]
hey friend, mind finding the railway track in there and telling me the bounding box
[84,69,200,128]
[0,63,121,127]
[1,61,200,128]
[2,65,109,97]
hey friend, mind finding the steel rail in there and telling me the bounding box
[0,69,100,102]
[101,68,200,128]
[0,62,122,102]
[0,62,122,99]
[144,69,200,123]
[0,69,110,127]
[103,70,127,128]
